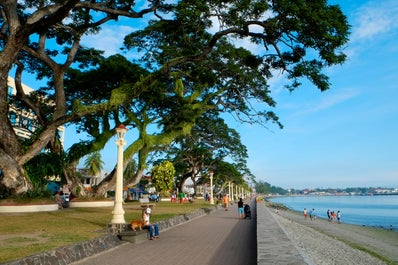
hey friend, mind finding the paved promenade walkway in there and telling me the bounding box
[72,201,257,265]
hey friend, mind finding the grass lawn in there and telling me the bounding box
[0,199,212,263]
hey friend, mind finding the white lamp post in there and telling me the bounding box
[209,171,214,205]
[228,181,231,200]
[111,124,127,224]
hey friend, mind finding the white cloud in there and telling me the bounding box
[351,0,398,41]
[287,88,360,120]
[80,25,135,57]
[307,89,359,112]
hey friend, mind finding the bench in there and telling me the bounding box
[117,229,149,243]
[139,197,155,209]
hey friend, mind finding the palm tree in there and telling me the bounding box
[83,151,104,184]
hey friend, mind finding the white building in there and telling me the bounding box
[7,76,65,143]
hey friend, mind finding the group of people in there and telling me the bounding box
[303,208,316,220]
[303,208,341,223]
[170,192,194,204]
[327,209,341,224]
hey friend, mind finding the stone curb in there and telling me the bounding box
[2,206,220,265]
[2,235,124,265]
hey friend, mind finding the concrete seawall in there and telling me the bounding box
[256,200,306,264]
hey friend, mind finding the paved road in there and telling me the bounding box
[72,201,257,265]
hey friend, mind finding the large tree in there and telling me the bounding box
[0,0,162,195]
[168,111,250,194]
[0,0,350,196]
[64,56,212,196]
[124,0,350,122]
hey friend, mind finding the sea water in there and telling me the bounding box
[269,195,398,231]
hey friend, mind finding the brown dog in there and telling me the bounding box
[130,220,143,231]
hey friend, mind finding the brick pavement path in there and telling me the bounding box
[72,200,256,265]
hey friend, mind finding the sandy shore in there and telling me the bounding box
[268,206,398,265]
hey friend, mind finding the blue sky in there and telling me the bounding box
[237,0,398,189]
[21,0,397,190]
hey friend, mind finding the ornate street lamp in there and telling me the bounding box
[111,124,127,225]
[209,171,214,205]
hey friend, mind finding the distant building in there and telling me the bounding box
[7,76,65,144]
[76,168,107,190]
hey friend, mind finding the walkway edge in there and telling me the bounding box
[256,201,307,265]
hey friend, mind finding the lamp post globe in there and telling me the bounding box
[111,124,127,224]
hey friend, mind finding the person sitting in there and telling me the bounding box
[142,207,160,240]
[150,193,158,202]
[54,190,64,209]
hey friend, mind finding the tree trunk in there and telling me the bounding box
[190,175,198,197]
[64,162,86,197]
[94,168,116,197]
[125,168,145,187]
[0,69,32,194]
[0,152,31,194]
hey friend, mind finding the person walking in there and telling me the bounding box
[237,198,244,219]
[179,191,184,204]
[303,208,308,219]
[337,210,341,224]
[309,208,315,220]
[222,194,229,211]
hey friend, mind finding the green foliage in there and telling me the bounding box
[124,158,138,184]
[125,0,350,128]
[169,111,250,191]
[212,161,244,186]
[254,180,288,195]
[25,152,66,188]
[83,151,104,177]
[151,161,176,192]
[7,186,53,200]
[24,187,53,199]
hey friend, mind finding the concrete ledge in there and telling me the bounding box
[156,206,218,231]
[0,201,114,213]
[69,201,114,207]
[0,204,58,213]
[2,234,125,265]
[117,230,149,243]
[256,200,306,265]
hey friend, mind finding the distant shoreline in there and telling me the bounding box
[267,193,398,197]
[265,196,398,232]
[265,195,398,232]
